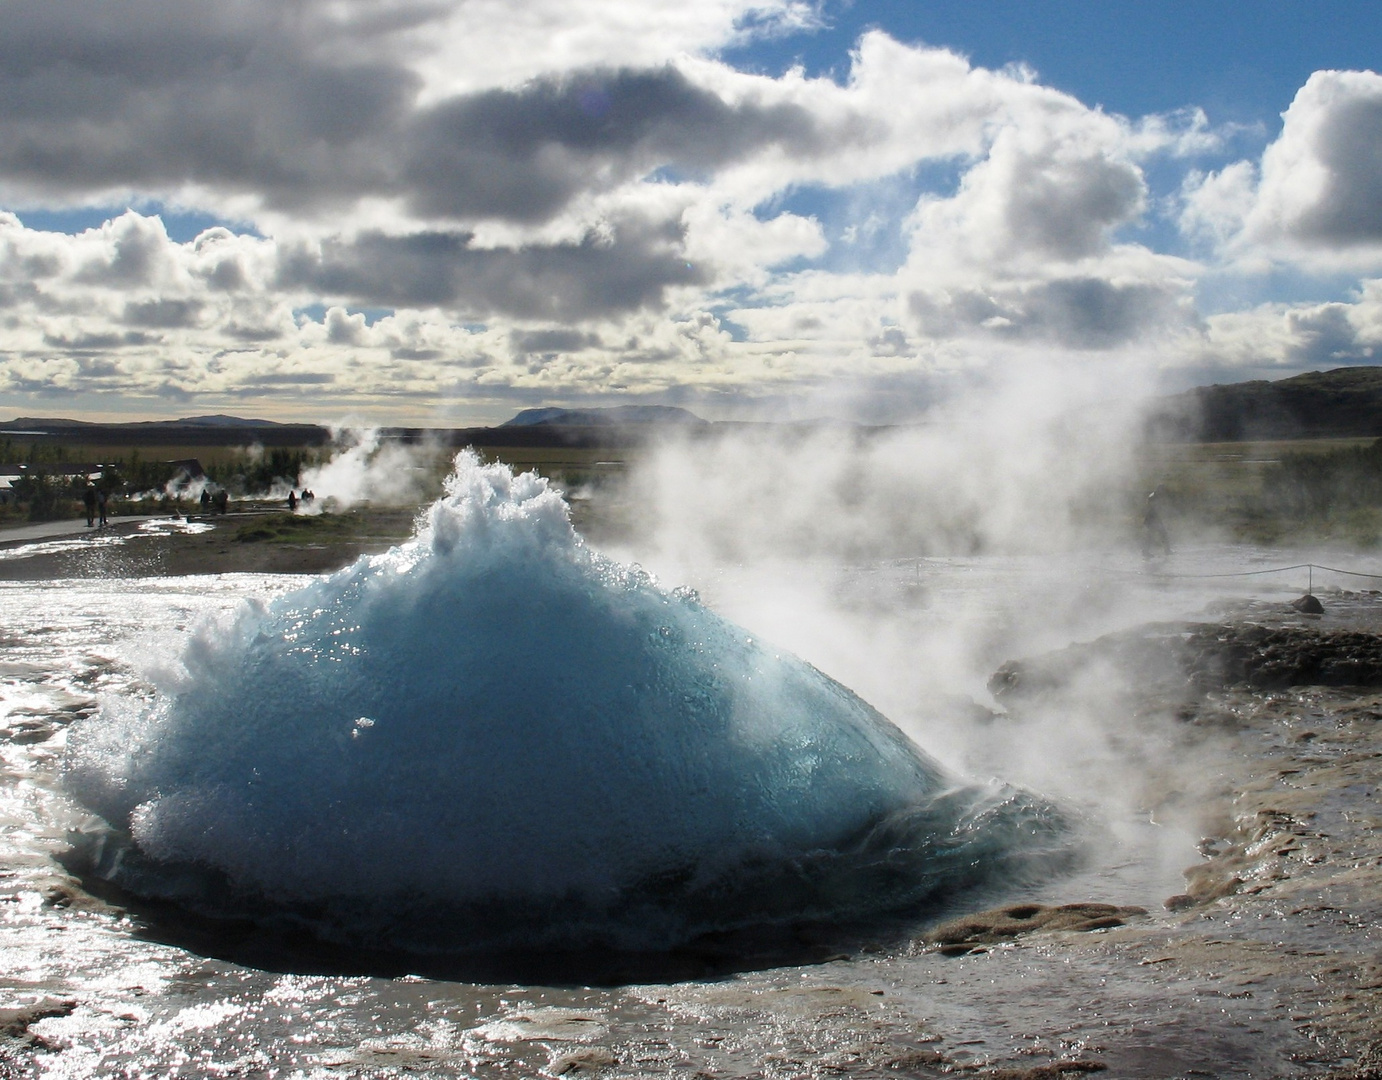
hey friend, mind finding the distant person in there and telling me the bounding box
[200,489,212,515]
[216,489,229,514]
[83,485,97,527]
[1142,490,1170,557]
[302,489,314,505]
[97,488,108,527]
[287,490,297,512]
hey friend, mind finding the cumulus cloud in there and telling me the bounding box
[278,215,708,320]
[1179,160,1257,248]
[886,94,1202,352]
[1181,70,1382,272]
[0,209,736,417]
[403,66,828,223]
[0,1,835,229]
[0,3,417,214]
[0,0,1373,420]
[906,276,1195,350]
[910,125,1146,268]
[1194,284,1382,374]
[1250,70,1382,251]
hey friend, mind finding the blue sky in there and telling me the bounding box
[0,0,1380,424]
[729,2,1382,123]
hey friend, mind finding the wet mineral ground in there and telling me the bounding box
[3,567,1382,1077]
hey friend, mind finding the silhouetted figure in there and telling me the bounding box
[200,489,212,514]
[302,489,314,505]
[216,489,229,514]
[97,488,108,527]
[83,485,97,527]
[287,490,297,512]
[1142,490,1170,557]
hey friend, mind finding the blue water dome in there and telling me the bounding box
[64,453,1071,955]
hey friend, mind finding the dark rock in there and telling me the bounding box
[1290,593,1325,614]
[922,903,1147,954]
[974,1063,1108,1080]
[0,998,75,1043]
[550,1047,618,1075]
[989,622,1382,705]
[881,1047,948,1070]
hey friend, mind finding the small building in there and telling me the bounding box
[164,460,207,493]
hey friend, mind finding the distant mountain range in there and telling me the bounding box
[169,414,287,428]
[0,406,711,450]
[8,368,1382,445]
[0,414,327,447]
[3,413,287,430]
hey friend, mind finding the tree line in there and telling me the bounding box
[1,443,321,522]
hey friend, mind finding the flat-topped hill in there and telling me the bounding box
[501,405,706,427]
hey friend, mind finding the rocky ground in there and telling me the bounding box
[945,597,1382,1077]
[363,609,1382,1079]
[4,515,1382,1076]
[579,603,1382,1079]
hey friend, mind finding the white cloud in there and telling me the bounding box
[1248,70,1382,255]
[1193,282,1382,373]
[405,0,823,101]
[0,1,1377,420]
[1179,161,1258,250]
[1179,70,1382,273]
[906,124,1145,272]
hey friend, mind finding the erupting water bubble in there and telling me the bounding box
[63,453,1072,955]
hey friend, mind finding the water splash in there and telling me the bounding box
[63,452,1072,954]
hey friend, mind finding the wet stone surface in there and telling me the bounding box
[2,579,1382,1076]
[989,617,1382,706]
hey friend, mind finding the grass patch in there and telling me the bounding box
[1138,436,1382,548]
[233,510,414,545]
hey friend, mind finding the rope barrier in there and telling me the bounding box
[1305,563,1382,581]
[1142,562,1382,583]
[904,558,1382,587]
[1140,563,1315,580]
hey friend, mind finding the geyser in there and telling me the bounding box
[64,453,1071,954]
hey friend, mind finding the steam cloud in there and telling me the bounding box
[604,364,1221,897]
[294,427,438,510]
